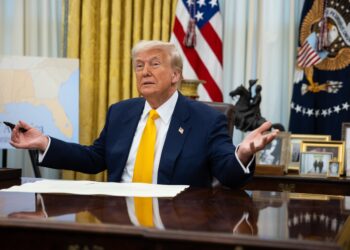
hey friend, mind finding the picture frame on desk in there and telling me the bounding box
[341,122,350,177]
[256,132,290,175]
[288,134,331,173]
[301,140,345,175]
[327,159,340,178]
[300,151,333,177]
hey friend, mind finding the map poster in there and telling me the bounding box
[0,56,79,149]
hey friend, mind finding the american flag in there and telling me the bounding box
[170,0,223,102]
[297,32,328,68]
[289,0,350,141]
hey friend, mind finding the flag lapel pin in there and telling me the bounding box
[178,127,184,134]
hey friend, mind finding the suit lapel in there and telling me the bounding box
[158,94,191,184]
[121,101,144,127]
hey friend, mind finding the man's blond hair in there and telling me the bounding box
[131,40,183,74]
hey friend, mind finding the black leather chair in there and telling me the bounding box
[202,101,235,138]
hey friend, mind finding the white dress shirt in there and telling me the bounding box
[121,91,179,183]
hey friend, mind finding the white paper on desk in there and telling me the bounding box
[0,179,188,197]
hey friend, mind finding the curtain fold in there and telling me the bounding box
[0,0,61,57]
[62,0,177,181]
[221,0,304,145]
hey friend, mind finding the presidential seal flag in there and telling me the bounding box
[289,0,350,140]
[170,0,223,102]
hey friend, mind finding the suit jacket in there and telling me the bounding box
[41,93,255,188]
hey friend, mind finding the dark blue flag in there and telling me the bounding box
[289,0,350,140]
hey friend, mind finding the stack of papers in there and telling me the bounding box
[0,179,189,197]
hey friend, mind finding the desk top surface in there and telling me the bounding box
[0,179,348,249]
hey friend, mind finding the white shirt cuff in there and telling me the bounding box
[38,136,51,163]
[235,144,255,174]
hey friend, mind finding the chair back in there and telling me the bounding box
[202,101,235,137]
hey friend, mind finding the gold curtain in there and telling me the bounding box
[62,0,178,181]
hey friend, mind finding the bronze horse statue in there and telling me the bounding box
[229,80,284,132]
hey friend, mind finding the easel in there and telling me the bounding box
[2,148,41,178]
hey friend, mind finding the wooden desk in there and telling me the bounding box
[0,180,348,250]
[244,175,350,196]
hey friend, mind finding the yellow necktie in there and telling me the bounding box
[133,109,159,183]
[134,197,153,227]
[133,109,159,227]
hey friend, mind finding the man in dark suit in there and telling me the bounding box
[10,40,277,188]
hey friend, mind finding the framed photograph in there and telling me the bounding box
[341,122,350,177]
[288,134,331,172]
[327,159,340,178]
[300,152,333,177]
[300,140,345,175]
[256,132,290,173]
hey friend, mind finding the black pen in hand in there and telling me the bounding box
[3,121,28,133]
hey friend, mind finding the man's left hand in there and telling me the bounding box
[237,121,279,165]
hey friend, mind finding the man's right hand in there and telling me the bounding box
[9,120,49,152]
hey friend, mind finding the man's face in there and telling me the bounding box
[134,48,180,105]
